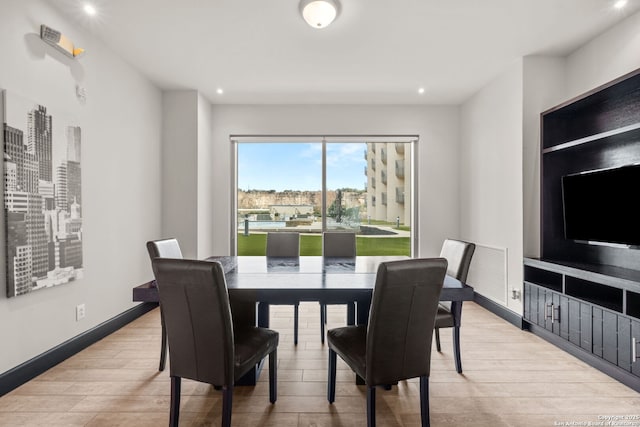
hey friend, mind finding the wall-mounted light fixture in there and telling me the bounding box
[40,24,85,58]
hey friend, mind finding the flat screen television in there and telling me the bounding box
[562,164,640,247]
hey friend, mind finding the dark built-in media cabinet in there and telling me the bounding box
[523,68,640,391]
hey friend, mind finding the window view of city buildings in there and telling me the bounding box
[3,92,83,297]
[236,141,411,255]
[364,142,411,226]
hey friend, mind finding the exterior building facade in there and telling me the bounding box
[364,142,411,225]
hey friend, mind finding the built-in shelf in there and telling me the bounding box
[524,265,562,292]
[565,276,623,313]
[627,291,640,319]
[541,69,640,150]
[527,67,640,392]
[542,122,640,154]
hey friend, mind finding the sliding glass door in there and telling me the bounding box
[325,142,366,232]
[234,139,413,256]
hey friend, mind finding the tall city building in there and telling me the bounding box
[6,212,32,297]
[364,142,411,225]
[23,152,39,194]
[4,124,25,191]
[26,194,48,279]
[55,131,82,212]
[66,126,81,162]
[59,236,82,269]
[66,161,81,209]
[39,179,55,210]
[4,160,17,193]
[5,193,47,290]
[55,163,68,211]
[27,105,52,181]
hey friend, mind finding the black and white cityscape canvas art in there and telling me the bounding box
[2,90,83,297]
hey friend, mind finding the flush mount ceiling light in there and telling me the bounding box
[300,0,339,29]
[613,0,628,9]
[83,3,97,16]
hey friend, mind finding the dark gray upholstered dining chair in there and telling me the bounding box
[152,258,279,427]
[265,232,301,345]
[146,238,183,371]
[327,258,448,427]
[320,231,357,343]
[435,238,476,374]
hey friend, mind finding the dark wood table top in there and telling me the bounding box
[133,256,474,302]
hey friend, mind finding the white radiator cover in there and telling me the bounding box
[466,243,508,305]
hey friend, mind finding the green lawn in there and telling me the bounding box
[237,233,410,256]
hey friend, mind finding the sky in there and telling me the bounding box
[238,142,367,191]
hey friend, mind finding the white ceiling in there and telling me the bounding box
[51,0,640,105]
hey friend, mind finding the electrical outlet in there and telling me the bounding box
[76,304,86,321]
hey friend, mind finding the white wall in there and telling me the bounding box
[161,91,198,258]
[0,0,162,374]
[566,10,640,99]
[209,105,461,258]
[161,91,215,260]
[522,56,566,259]
[461,9,640,315]
[197,94,215,259]
[460,60,524,313]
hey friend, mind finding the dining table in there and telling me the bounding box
[133,255,475,385]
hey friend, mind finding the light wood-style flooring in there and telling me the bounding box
[1,302,638,426]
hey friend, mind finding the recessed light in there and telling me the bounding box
[418,87,425,94]
[216,88,224,95]
[614,0,628,9]
[83,3,97,16]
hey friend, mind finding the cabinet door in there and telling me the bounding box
[593,308,604,358]
[603,311,618,365]
[525,284,564,333]
[618,316,632,372]
[537,286,547,327]
[568,298,581,346]
[580,302,592,352]
[632,320,640,377]
[529,284,546,327]
[524,283,531,321]
[549,292,567,335]
[544,289,555,332]
[559,295,569,340]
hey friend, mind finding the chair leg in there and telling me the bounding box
[159,308,167,371]
[294,303,299,346]
[419,376,430,427]
[320,303,325,324]
[367,386,376,427]
[320,304,326,344]
[434,328,441,352]
[169,376,180,427]
[453,326,462,374]
[327,348,337,403]
[269,349,277,404]
[222,385,233,427]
